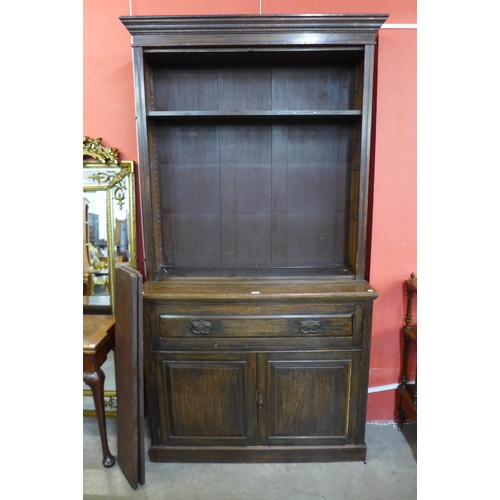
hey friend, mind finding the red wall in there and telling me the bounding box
[83,0,417,422]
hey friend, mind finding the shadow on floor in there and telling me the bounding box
[400,421,417,461]
[84,418,417,499]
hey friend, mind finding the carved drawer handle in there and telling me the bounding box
[299,319,322,334]
[190,320,213,335]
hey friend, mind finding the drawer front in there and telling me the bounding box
[157,313,353,339]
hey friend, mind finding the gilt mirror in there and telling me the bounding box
[83,137,137,314]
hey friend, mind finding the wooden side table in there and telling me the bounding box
[83,295,112,315]
[83,314,116,467]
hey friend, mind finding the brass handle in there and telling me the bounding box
[257,394,264,410]
[190,320,213,335]
[299,319,322,334]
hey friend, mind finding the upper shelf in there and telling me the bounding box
[148,63,361,114]
[146,110,362,121]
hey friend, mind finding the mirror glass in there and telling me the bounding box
[83,138,137,416]
[83,138,136,314]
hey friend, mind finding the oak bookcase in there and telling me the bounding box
[121,14,387,462]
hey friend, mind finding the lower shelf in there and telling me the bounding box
[149,443,367,463]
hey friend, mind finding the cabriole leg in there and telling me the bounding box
[84,369,116,468]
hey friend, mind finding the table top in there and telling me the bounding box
[83,315,115,352]
[83,295,112,314]
[89,269,109,276]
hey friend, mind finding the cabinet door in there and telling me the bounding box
[257,351,361,446]
[153,351,257,446]
[115,265,144,489]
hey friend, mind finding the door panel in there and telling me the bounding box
[115,265,145,490]
[257,351,360,446]
[154,351,257,446]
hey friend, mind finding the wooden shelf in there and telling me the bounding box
[147,110,362,121]
[148,110,362,116]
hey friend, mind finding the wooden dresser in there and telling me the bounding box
[121,14,386,462]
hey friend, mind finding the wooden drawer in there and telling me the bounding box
[157,312,354,339]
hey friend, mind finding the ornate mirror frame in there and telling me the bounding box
[83,137,137,314]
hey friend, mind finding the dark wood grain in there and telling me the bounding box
[156,312,354,339]
[155,121,353,270]
[154,351,256,446]
[83,295,112,315]
[83,315,115,373]
[397,274,417,429]
[115,265,145,489]
[121,13,386,463]
[83,315,116,467]
[258,350,361,446]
